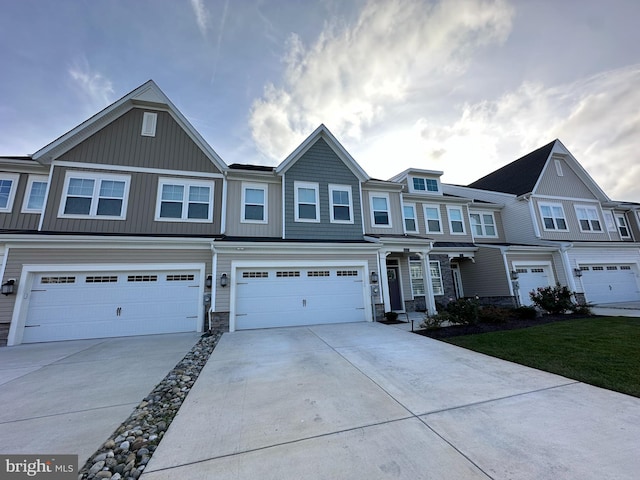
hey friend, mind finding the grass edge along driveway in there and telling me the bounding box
[443,316,640,398]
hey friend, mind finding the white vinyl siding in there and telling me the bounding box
[370,193,391,227]
[59,171,130,220]
[575,205,602,232]
[403,203,418,233]
[539,203,568,231]
[328,184,353,223]
[22,175,49,213]
[242,182,267,223]
[294,181,319,222]
[470,211,497,237]
[0,173,20,212]
[155,177,214,222]
[447,206,466,234]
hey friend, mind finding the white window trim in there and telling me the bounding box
[403,203,419,233]
[369,192,392,228]
[574,204,603,233]
[21,175,49,214]
[423,204,443,234]
[0,173,21,213]
[409,258,424,296]
[538,202,569,232]
[241,182,268,224]
[58,171,131,220]
[155,177,214,223]
[447,206,467,235]
[294,181,320,223]
[430,260,443,295]
[469,210,498,238]
[409,176,439,194]
[616,214,631,238]
[141,112,158,137]
[328,184,354,224]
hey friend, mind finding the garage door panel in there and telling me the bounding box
[580,265,640,304]
[515,266,552,306]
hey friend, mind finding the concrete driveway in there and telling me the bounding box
[141,322,640,480]
[0,332,200,465]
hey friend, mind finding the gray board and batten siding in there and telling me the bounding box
[225,179,282,238]
[459,246,510,297]
[0,173,41,231]
[284,138,364,241]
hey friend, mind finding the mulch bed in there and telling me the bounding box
[414,313,591,339]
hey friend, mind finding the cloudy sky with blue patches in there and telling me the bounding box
[1,0,639,201]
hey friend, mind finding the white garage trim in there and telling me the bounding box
[512,261,555,306]
[576,263,640,304]
[7,263,205,346]
[229,260,373,332]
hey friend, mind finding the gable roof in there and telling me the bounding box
[468,140,556,195]
[275,124,369,181]
[32,80,227,172]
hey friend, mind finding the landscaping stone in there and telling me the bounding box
[78,331,222,479]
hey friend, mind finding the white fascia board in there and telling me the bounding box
[362,180,404,192]
[1,234,214,249]
[212,241,380,255]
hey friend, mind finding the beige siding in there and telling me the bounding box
[0,246,212,326]
[224,179,282,237]
[468,208,506,243]
[41,166,223,235]
[0,173,41,231]
[501,199,540,244]
[535,158,597,199]
[532,198,612,242]
[362,189,404,235]
[61,109,222,174]
[460,247,510,297]
[411,200,473,242]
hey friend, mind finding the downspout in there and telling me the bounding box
[525,195,541,239]
[210,240,218,332]
[559,243,577,292]
[500,246,515,298]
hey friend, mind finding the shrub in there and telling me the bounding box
[570,303,593,316]
[444,298,479,325]
[512,306,537,319]
[384,311,398,321]
[420,314,445,330]
[478,305,511,324]
[529,283,574,314]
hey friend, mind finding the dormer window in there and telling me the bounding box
[413,177,438,192]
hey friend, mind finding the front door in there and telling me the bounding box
[387,266,403,311]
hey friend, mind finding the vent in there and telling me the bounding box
[127,275,158,282]
[554,159,563,176]
[41,276,75,284]
[86,276,118,283]
[167,274,195,281]
[141,112,157,137]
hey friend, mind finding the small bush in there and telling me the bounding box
[529,283,574,314]
[384,311,398,321]
[478,305,511,324]
[570,303,593,316]
[512,306,537,319]
[420,314,444,330]
[444,298,479,325]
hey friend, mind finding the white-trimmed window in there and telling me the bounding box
[370,193,391,227]
[294,181,319,222]
[156,178,214,222]
[575,205,602,232]
[403,203,418,233]
[423,204,442,233]
[60,172,130,219]
[409,259,424,296]
[412,177,438,193]
[430,261,443,295]
[616,214,630,238]
[242,182,267,223]
[0,173,20,212]
[539,203,568,231]
[447,206,466,234]
[470,211,497,237]
[329,184,353,223]
[22,175,48,213]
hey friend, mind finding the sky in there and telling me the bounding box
[1,0,640,202]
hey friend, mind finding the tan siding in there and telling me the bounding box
[224,179,282,237]
[61,109,222,174]
[467,209,506,243]
[501,199,540,244]
[532,198,611,242]
[460,247,510,297]
[535,158,597,199]
[362,189,404,235]
[412,200,473,242]
[0,173,40,231]
[42,166,222,235]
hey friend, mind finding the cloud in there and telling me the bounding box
[190,0,211,37]
[68,61,115,112]
[249,0,514,160]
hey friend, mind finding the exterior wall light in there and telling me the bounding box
[1,279,15,296]
[205,275,213,288]
[510,270,519,281]
[220,273,228,288]
[370,271,378,284]
[574,268,583,278]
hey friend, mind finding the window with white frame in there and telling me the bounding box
[0,173,20,212]
[329,184,353,223]
[409,258,424,295]
[430,261,443,295]
[22,175,48,213]
[294,181,319,222]
[403,203,418,233]
[60,172,130,219]
[616,214,630,238]
[447,206,466,234]
[470,211,497,237]
[412,177,438,192]
[575,205,602,232]
[242,183,267,223]
[156,178,214,222]
[423,204,442,233]
[370,193,391,227]
[539,203,568,230]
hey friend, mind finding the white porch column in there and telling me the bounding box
[378,250,391,312]
[420,251,437,315]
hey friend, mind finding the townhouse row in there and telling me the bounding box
[1,80,639,345]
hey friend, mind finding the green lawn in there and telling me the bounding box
[443,316,640,398]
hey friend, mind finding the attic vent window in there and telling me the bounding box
[141,112,157,137]
[554,159,563,176]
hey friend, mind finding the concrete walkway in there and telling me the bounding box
[141,322,640,480]
[0,333,200,465]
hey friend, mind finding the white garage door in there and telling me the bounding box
[580,265,640,304]
[515,266,552,306]
[235,266,367,329]
[23,270,200,343]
